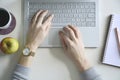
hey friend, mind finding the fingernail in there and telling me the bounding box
[51,14,54,18]
[39,9,42,11]
[68,25,71,27]
[42,10,48,13]
[46,10,48,12]
[59,31,63,35]
[63,27,65,29]
[59,31,61,34]
[37,10,42,14]
[63,27,67,31]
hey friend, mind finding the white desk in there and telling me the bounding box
[0,0,120,80]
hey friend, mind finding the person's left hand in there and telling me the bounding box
[26,10,54,52]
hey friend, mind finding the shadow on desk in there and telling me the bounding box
[100,15,112,62]
[49,48,83,80]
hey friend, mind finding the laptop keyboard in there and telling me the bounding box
[28,2,96,27]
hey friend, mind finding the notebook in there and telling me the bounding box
[102,14,120,67]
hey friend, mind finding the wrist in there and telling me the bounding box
[19,44,36,67]
[76,58,91,72]
[25,44,37,52]
[19,55,34,67]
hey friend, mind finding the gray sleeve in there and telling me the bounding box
[81,67,102,80]
[12,64,102,80]
[12,64,30,80]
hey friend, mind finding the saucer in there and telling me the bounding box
[0,13,16,35]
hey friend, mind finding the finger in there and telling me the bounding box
[59,31,67,50]
[30,10,43,28]
[36,10,48,26]
[68,25,80,38]
[45,22,51,33]
[43,14,54,30]
[63,26,76,41]
[28,10,42,39]
[38,22,51,39]
[59,31,72,47]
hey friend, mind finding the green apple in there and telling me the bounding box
[0,37,19,54]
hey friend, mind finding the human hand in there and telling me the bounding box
[59,25,91,71]
[26,10,54,52]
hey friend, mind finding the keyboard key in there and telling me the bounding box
[28,2,96,27]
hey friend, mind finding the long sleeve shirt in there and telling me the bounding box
[12,64,102,80]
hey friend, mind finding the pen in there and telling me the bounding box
[115,27,120,52]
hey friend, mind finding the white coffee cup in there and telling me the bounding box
[0,8,12,29]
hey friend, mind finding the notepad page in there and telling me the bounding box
[103,14,120,67]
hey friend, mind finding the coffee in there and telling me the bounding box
[0,8,10,27]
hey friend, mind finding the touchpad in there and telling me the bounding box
[48,28,62,47]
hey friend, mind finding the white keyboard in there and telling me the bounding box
[28,2,96,27]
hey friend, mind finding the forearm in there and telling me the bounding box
[12,56,33,80]
[18,44,36,67]
[76,58,91,72]
[12,10,53,80]
[12,45,36,80]
[12,53,34,80]
[19,54,34,67]
[76,58,102,80]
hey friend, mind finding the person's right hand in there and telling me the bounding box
[59,25,91,71]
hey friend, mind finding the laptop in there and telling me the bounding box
[23,0,99,47]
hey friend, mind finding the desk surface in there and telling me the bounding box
[0,0,120,80]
